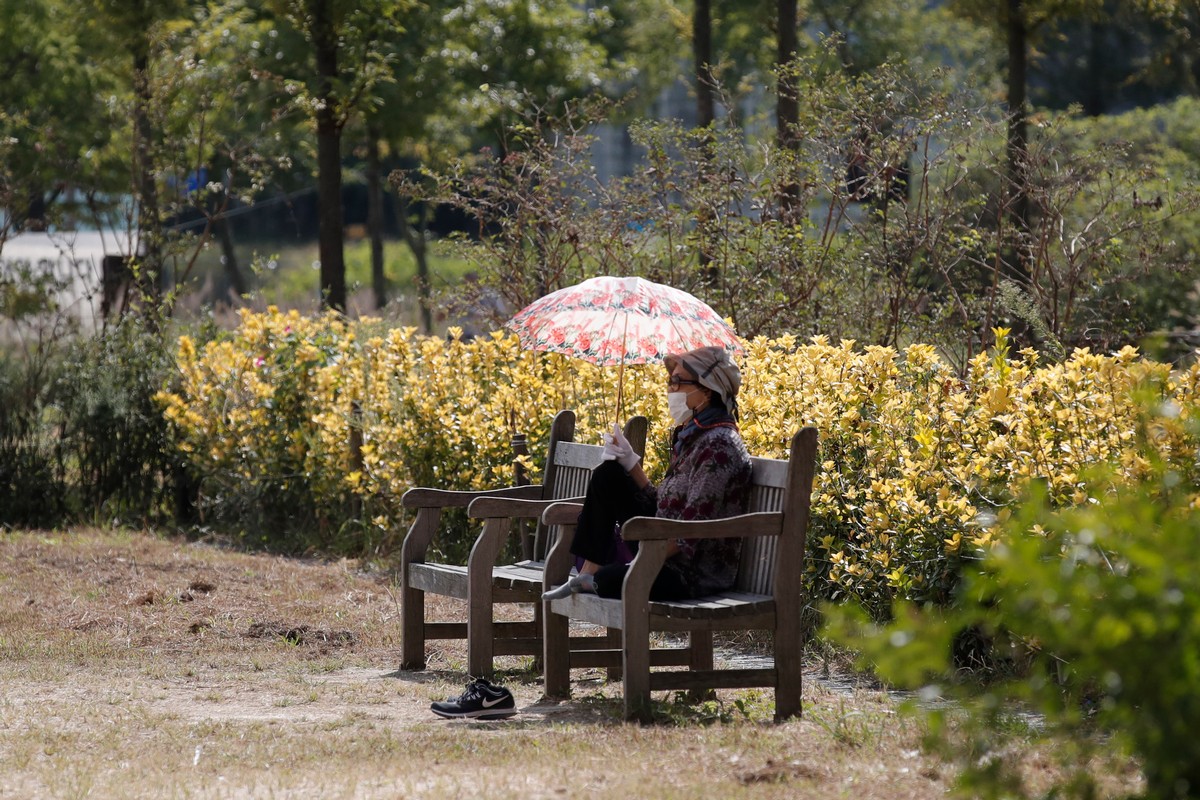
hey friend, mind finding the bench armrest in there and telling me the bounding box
[402,484,542,509]
[620,511,784,542]
[468,496,583,582]
[541,501,584,526]
[468,495,585,520]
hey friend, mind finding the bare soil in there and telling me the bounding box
[0,527,1115,799]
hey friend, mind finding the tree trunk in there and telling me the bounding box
[693,0,718,286]
[395,195,432,334]
[366,124,387,310]
[776,0,802,221]
[313,0,346,312]
[693,0,715,128]
[1005,0,1031,284]
[1082,18,1103,116]
[217,212,245,298]
[133,45,162,308]
[776,0,800,149]
[208,164,246,299]
[22,190,49,232]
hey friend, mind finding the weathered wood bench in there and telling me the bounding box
[540,427,818,721]
[399,410,648,678]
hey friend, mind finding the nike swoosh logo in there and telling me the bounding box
[481,696,508,708]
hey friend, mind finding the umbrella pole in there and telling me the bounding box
[615,313,629,426]
[615,360,625,425]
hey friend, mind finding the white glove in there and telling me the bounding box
[601,422,641,472]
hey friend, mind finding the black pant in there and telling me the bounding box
[570,461,690,601]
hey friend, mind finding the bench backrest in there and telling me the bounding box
[532,410,649,560]
[734,428,818,595]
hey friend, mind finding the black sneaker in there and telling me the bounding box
[430,677,517,720]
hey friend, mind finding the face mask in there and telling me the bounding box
[667,391,695,426]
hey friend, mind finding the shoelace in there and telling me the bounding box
[460,678,502,702]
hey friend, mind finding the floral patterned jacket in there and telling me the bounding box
[633,414,753,598]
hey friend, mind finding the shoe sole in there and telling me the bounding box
[430,706,517,720]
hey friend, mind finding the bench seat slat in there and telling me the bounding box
[409,561,549,596]
[551,590,776,624]
[653,594,775,619]
[407,563,469,598]
[494,561,546,577]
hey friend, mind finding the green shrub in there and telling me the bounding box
[0,357,67,527]
[826,399,1200,798]
[0,259,73,527]
[0,314,182,529]
[53,316,182,523]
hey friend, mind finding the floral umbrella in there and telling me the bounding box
[505,275,743,419]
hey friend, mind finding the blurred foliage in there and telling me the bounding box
[0,356,68,528]
[409,47,1200,370]
[1,313,181,528]
[825,393,1200,798]
[1055,96,1200,361]
[54,315,181,520]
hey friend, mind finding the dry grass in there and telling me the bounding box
[0,527,1125,799]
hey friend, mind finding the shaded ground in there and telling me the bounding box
[0,527,1120,799]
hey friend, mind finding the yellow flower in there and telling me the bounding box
[158,309,1200,609]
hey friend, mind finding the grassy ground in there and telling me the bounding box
[0,527,1136,799]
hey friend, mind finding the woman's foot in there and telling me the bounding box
[541,571,597,600]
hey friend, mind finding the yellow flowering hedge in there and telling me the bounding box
[157,310,1200,613]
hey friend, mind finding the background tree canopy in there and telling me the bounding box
[1,0,1198,523]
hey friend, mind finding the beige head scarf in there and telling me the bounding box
[663,346,742,418]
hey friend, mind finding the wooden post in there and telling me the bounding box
[511,428,532,560]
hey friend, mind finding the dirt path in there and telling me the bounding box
[0,527,951,799]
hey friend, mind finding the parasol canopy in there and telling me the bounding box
[505,276,742,366]
[505,276,743,421]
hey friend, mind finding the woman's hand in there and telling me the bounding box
[602,423,641,473]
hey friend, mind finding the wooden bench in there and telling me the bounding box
[399,410,648,678]
[540,427,818,721]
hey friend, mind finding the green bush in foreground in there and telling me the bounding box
[827,400,1200,799]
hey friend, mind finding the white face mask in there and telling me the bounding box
[667,390,696,426]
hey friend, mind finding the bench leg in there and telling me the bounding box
[529,602,544,672]
[467,518,510,679]
[774,612,803,721]
[604,627,622,682]
[623,614,652,723]
[467,584,495,678]
[400,582,426,670]
[399,508,440,671]
[544,601,571,698]
[688,630,713,670]
[686,630,714,703]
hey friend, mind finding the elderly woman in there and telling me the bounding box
[543,345,753,601]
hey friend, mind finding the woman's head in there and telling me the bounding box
[663,346,741,420]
